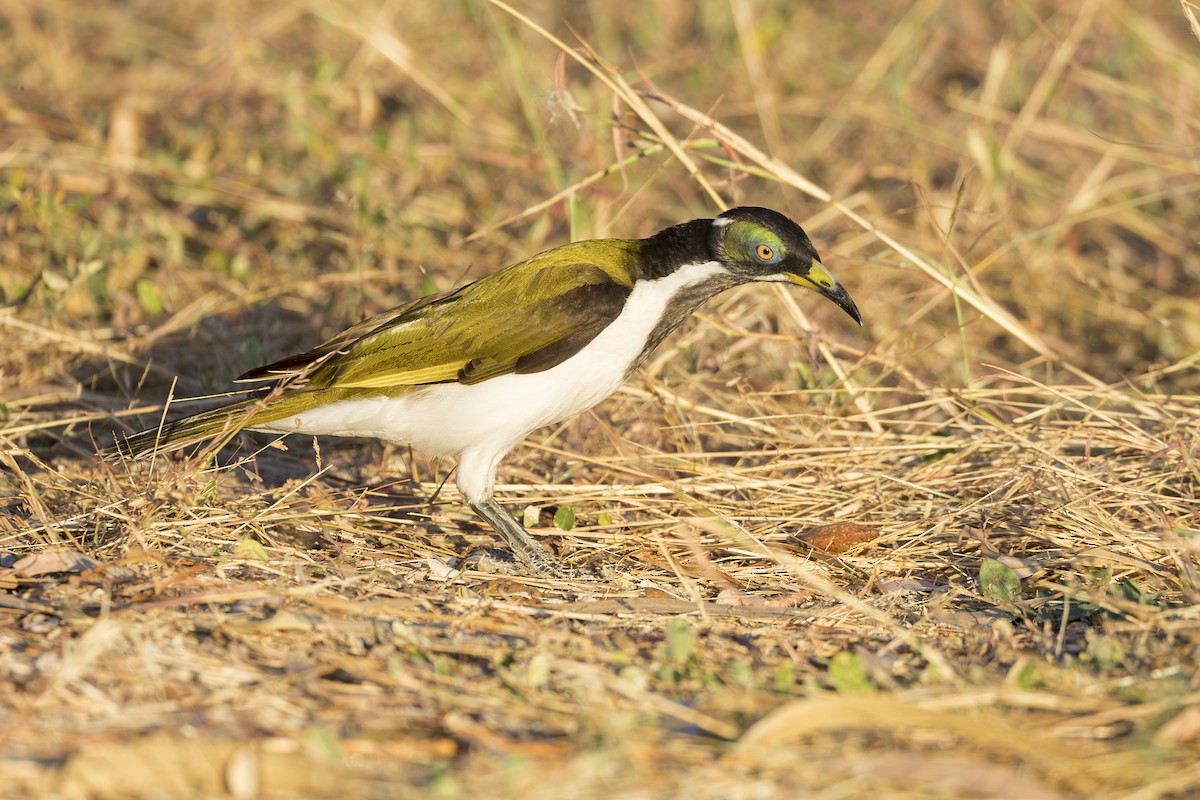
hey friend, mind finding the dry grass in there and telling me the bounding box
[2,0,1199,797]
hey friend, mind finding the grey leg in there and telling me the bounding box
[469,497,572,577]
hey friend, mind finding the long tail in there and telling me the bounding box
[103,398,262,460]
[104,391,319,460]
[105,386,386,460]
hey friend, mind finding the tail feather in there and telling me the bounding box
[104,399,266,460]
[104,386,387,461]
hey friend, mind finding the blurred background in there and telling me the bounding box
[2,0,1197,418]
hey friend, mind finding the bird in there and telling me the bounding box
[106,206,862,576]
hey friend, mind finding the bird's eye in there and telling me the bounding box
[755,244,774,261]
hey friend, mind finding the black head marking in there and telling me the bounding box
[709,206,822,280]
[635,205,861,333]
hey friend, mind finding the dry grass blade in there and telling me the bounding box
[1184,1,1200,41]
[307,1,473,124]
[485,0,726,207]
[642,89,1096,382]
[733,695,1109,780]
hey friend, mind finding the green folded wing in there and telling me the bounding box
[245,240,641,390]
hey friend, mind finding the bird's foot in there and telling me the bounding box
[456,545,597,580]
[466,497,599,579]
[457,546,535,577]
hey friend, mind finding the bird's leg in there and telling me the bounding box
[468,496,572,577]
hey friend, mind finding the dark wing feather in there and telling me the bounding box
[511,281,632,374]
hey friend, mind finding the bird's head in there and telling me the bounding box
[710,206,862,326]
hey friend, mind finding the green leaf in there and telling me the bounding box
[596,510,614,526]
[828,651,874,694]
[229,252,252,283]
[521,652,553,688]
[136,279,164,316]
[1086,634,1125,669]
[1116,578,1160,606]
[1013,661,1045,690]
[980,558,1022,602]
[774,661,795,693]
[42,269,69,292]
[302,723,342,762]
[232,539,270,562]
[664,619,695,664]
[730,660,755,689]
[553,505,575,531]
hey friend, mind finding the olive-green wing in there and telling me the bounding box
[236,290,456,383]
[241,241,640,390]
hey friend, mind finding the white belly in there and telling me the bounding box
[252,361,624,458]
